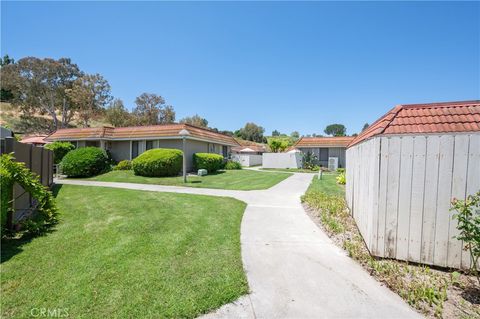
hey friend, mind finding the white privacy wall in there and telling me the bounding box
[346,133,480,269]
[231,154,263,167]
[262,152,303,169]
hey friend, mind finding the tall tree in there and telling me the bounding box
[132,93,175,125]
[66,74,112,127]
[2,57,81,130]
[324,124,346,137]
[272,129,280,137]
[0,55,15,101]
[236,122,265,143]
[362,123,370,131]
[105,99,132,127]
[160,105,176,124]
[179,114,209,127]
[290,131,300,140]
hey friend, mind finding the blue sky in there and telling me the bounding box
[2,1,479,135]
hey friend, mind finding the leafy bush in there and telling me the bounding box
[132,148,182,177]
[224,161,242,170]
[60,147,110,177]
[336,172,346,185]
[450,191,480,284]
[1,154,58,233]
[45,141,75,164]
[302,151,318,170]
[114,160,132,171]
[193,153,224,173]
[337,168,345,173]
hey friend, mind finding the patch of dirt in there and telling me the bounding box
[303,203,480,319]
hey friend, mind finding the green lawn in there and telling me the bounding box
[261,168,320,173]
[1,185,248,318]
[85,169,292,190]
[305,173,345,197]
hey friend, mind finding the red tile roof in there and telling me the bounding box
[294,136,354,148]
[46,124,240,146]
[231,145,267,153]
[20,135,49,145]
[349,100,480,147]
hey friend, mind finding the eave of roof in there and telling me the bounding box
[348,100,480,148]
[45,123,240,146]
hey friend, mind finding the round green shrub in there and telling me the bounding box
[60,147,110,177]
[193,153,224,173]
[45,141,76,164]
[132,149,183,177]
[224,160,242,170]
[114,160,132,171]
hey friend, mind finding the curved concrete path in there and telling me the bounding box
[56,174,421,319]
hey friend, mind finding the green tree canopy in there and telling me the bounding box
[324,124,346,137]
[132,93,175,125]
[66,73,112,127]
[105,99,132,127]
[180,114,209,128]
[235,122,265,143]
[1,57,82,130]
[272,130,280,136]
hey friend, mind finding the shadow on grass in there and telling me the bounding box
[1,185,62,264]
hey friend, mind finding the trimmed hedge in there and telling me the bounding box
[224,160,242,170]
[193,153,224,173]
[60,147,110,177]
[45,141,76,164]
[114,160,132,171]
[132,149,183,177]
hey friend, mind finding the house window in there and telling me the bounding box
[209,143,216,153]
[319,148,329,162]
[131,141,139,159]
[146,140,154,150]
[222,146,228,157]
[86,140,100,147]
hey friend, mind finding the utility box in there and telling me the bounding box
[197,169,208,176]
[328,157,338,171]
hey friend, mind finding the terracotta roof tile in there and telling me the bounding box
[20,135,49,145]
[294,136,354,148]
[349,100,480,147]
[46,123,239,146]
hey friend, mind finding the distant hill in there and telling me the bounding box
[0,102,110,136]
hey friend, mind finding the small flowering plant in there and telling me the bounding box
[450,191,480,284]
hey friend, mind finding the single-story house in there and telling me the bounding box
[293,136,354,169]
[346,100,480,269]
[46,123,240,171]
[20,135,49,146]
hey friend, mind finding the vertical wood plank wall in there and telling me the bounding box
[346,133,480,269]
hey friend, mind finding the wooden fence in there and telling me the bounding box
[1,137,54,227]
[346,133,480,269]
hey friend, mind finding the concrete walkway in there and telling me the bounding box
[56,175,421,319]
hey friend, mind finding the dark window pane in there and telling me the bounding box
[319,148,329,161]
[146,141,154,150]
[132,141,139,159]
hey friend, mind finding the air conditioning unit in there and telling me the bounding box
[328,157,338,171]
